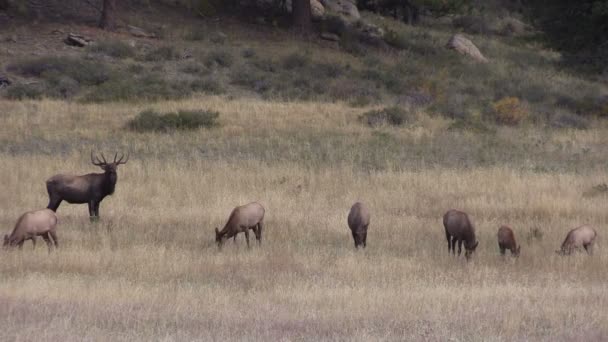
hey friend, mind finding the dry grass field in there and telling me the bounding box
[1,97,608,341]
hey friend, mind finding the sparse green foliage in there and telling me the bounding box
[383,29,408,49]
[128,109,219,132]
[143,46,180,62]
[204,50,234,68]
[89,40,136,59]
[8,56,110,85]
[360,107,416,127]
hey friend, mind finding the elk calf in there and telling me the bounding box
[556,225,597,256]
[46,151,128,221]
[347,202,370,248]
[497,225,520,257]
[443,209,479,260]
[215,202,265,249]
[4,209,58,252]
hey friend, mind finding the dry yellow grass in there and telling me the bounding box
[1,97,608,341]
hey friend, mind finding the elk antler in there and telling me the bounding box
[100,153,108,164]
[116,152,129,165]
[91,151,105,166]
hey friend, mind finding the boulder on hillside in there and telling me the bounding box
[446,34,488,63]
[320,0,359,22]
[285,0,325,20]
[64,33,92,47]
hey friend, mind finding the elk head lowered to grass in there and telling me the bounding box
[46,151,128,221]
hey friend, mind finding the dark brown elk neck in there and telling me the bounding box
[90,170,117,196]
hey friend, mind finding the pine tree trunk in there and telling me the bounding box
[99,0,117,30]
[292,0,311,31]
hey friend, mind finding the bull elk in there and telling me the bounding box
[443,209,479,260]
[46,151,128,221]
[4,208,58,252]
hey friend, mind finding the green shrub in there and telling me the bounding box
[242,48,256,59]
[184,26,207,41]
[189,77,224,94]
[282,52,309,70]
[383,29,408,50]
[143,46,180,62]
[5,83,44,100]
[8,56,110,85]
[88,40,136,59]
[84,74,188,102]
[550,111,589,130]
[128,109,219,132]
[204,50,234,68]
[180,62,207,75]
[359,107,416,127]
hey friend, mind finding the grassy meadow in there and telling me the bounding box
[1,97,608,341]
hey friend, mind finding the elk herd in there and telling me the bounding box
[2,153,600,260]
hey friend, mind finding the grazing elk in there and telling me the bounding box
[497,225,520,257]
[347,202,370,248]
[556,225,597,256]
[4,209,58,252]
[46,151,128,221]
[215,202,265,249]
[443,209,479,260]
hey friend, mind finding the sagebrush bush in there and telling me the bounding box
[282,52,309,70]
[84,74,188,102]
[492,97,529,125]
[359,107,416,127]
[550,111,589,130]
[204,50,234,68]
[8,56,110,85]
[383,29,408,50]
[189,77,224,94]
[4,83,44,100]
[128,109,219,132]
[143,46,180,62]
[89,40,136,59]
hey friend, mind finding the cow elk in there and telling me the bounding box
[556,225,597,256]
[347,202,370,248]
[443,209,479,260]
[4,209,58,252]
[46,151,128,221]
[215,202,265,249]
[497,225,520,257]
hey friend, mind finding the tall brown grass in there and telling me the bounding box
[1,97,608,341]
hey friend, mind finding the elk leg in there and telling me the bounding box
[49,231,58,248]
[584,243,593,255]
[450,237,457,254]
[244,229,251,249]
[352,230,358,248]
[446,232,452,252]
[88,201,95,219]
[18,240,24,250]
[457,239,463,256]
[31,237,36,249]
[499,244,506,256]
[363,229,368,248]
[255,221,263,245]
[42,233,53,253]
[94,201,101,218]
